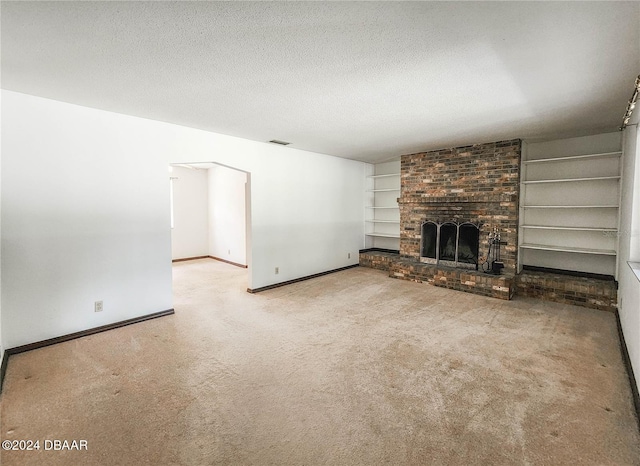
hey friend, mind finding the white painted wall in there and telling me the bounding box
[1,90,365,348]
[618,122,640,389]
[0,89,3,363]
[171,130,365,292]
[171,166,209,260]
[1,92,174,349]
[208,165,247,266]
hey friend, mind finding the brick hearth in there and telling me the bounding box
[516,269,617,312]
[359,250,515,300]
[359,250,617,309]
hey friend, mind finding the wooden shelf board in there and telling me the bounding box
[523,205,618,209]
[521,225,617,232]
[366,233,401,238]
[369,173,400,178]
[520,243,616,256]
[523,176,620,184]
[524,151,622,164]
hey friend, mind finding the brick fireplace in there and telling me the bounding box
[390,139,521,299]
[399,139,521,273]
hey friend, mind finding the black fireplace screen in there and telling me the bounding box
[458,224,479,264]
[421,223,437,259]
[420,221,480,269]
[439,223,457,262]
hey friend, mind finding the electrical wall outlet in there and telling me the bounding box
[228,249,231,255]
[275,267,279,274]
[95,301,103,312]
[348,253,351,259]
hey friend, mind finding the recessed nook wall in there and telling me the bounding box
[170,166,209,260]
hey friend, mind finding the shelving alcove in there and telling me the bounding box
[365,161,401,251]
[518,135,622,278]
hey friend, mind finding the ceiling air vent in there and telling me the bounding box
[268,139,291,146]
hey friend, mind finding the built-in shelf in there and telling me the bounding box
[521,225,617,232]
[520,243,616,256]
[369,173,400,179]
[366,164,401,249]
[519,133,622,277]
[365,232,401,238]
[524,151,622,164]
[629,262,640,282]
[523,205,619,209]
[523,176,620,184]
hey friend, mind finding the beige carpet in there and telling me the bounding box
[1,258,639,465]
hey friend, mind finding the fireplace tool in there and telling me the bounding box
[482,227,505,275]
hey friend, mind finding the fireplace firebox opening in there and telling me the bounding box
[420,221,480,270]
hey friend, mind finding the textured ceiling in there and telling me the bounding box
[2,2,639,162]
